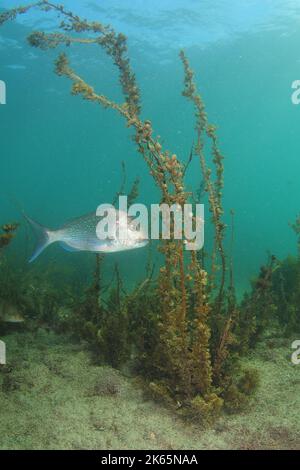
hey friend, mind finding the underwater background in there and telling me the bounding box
[1,0,300,451]
[1,0,300,293]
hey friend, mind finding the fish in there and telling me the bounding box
[0,300,25,323]
[24,210,148,263]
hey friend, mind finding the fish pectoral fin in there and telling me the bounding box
[59,242,81,253]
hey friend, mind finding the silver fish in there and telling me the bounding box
[25,210,148,262]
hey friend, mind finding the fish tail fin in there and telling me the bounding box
[23,214,55,263]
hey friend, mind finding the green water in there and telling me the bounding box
[1,0,300,452]
[1,0,300,291]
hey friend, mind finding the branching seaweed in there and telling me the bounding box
[0,223,19,252]
[0,1,252,421]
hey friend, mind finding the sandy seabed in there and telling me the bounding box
[0,329,299,450]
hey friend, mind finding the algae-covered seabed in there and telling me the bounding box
[0,329,299,450]
[1,0,300,451]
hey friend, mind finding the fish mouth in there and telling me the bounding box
[136,238,148,247]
